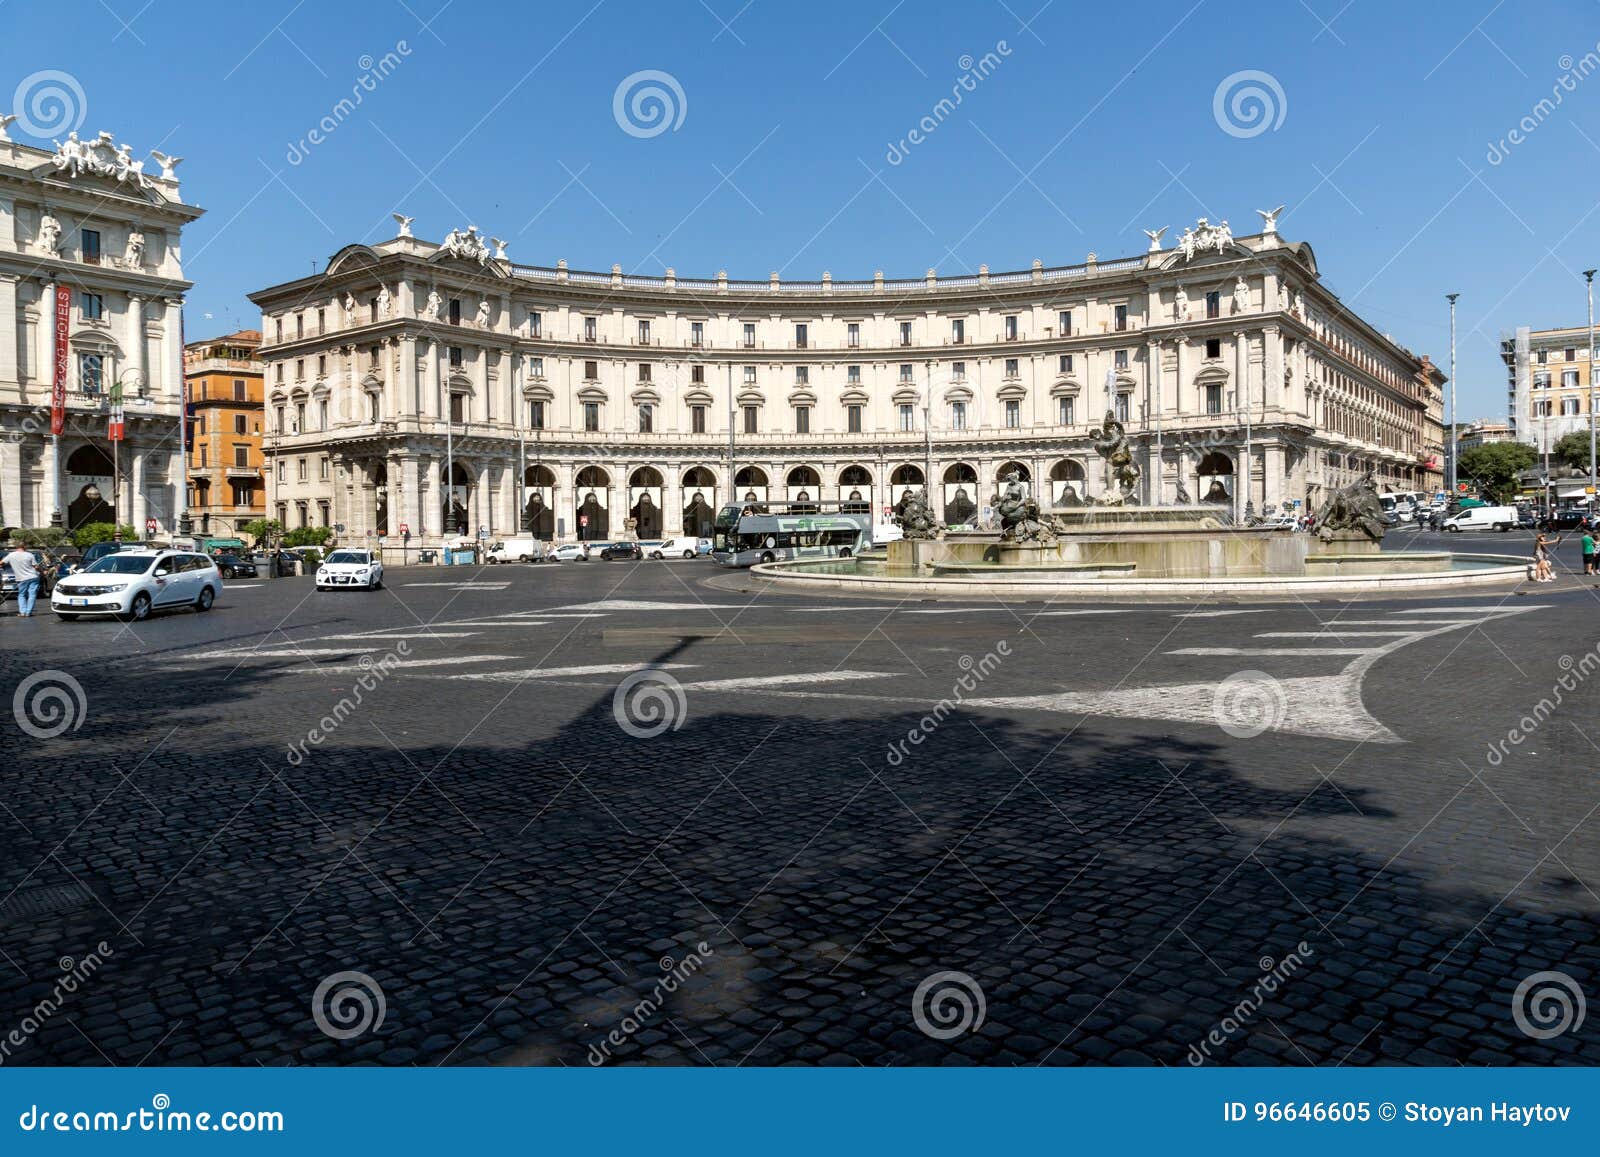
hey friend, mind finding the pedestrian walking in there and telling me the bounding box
[4,542,42,617]
[1583,528,1596,577]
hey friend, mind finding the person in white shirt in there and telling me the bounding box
[3,543,41,617]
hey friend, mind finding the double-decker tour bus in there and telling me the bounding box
[711,500,874,567]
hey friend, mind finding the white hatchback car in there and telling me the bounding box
[52,549,221,621]
[550,543,590,562]
[316,548,385,590]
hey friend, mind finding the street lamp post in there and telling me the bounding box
[1586,269,1596,512]
[726,363,736,509]
[1446,293,1459,497]
[922,360,933,495]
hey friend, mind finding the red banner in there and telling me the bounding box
[50,285,70,435]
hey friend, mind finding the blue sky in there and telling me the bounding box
[8,0,1600,417]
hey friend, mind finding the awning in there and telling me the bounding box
[1554,483,1594,499]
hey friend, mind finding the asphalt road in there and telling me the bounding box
[0,556,1595,1067]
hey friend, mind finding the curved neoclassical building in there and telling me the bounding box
[249,217,1445,548]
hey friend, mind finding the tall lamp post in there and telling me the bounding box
[922,360,933,493]
[1446,293,1459,497]
[1585,269,1596,512]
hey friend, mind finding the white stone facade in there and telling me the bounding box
[250,219,1440,548]
[0,131,202,532]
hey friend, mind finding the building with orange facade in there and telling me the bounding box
[182,329,265,537]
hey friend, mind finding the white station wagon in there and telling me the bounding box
[315,548,385,591]
[52,549,221,621]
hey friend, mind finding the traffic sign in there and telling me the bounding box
[1458,483,1468,492]
[579,514,589,527]
[144,518,156,535]
[399,522,409,535]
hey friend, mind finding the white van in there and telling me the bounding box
[649,536,707,559]
[1442,505,1516,532]
[486,537,546,563]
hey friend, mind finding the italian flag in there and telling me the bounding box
[108,382,125,442]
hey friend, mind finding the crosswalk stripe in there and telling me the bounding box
[281,655,521,674]
[453,662,697,682]
[320,632,478,640]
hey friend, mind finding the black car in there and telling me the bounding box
[598,542,643,561]
[1540,510,1591,532]
[81,539,149,568]
[212,552,260,579]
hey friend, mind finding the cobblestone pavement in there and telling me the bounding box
[0,559,1596,1066]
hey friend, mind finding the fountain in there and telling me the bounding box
[755,413,1525,596]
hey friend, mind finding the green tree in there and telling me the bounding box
[282,525,332,547]
[1552,431,1595,471]
[14,527,70,549]
[1458,442,1536,503]
[241,518,283,547]
[70,523,139,550]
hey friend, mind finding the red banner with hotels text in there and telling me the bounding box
[51,285,71,435]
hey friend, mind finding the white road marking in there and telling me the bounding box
[678,670,896,691]
[402,582,510,589]
[550,599,749,612]
[454,662,697,682]
[281,655,520,674]
[320,632,479,640]
[435,620,551,628]
[1312,619,1472,627]
[1390,604,1547,614]
[183,647,381,660]
[1255,630,1421,638]
[224,583,263,589]
[1168,647,1375,657]
[1172,609,1269,618]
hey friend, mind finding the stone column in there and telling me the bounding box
[131,447,147,530]
[41,436,59,527]
[126,293,146,392]
[664,467,681,535]
[0,439,18,528]
[1235,332,1251,515]
[399,336,417,418]
[1263,324,1282,411]
[423,340,440,420]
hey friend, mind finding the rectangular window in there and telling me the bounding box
[899,404,915,431]
[638,363,652,382]
[1562,370,1579,389]
[795,365,809,384]
[690,364,704,384]
[899,364,913,383]
[1113,304,1128,331]
[1005,358,1019,378]
[276,462,285,483]
[691,320,704,346]
[529,312,542,338]
[295,358,305,381]
[1205,338,1221,359]
[742,405,758,434]
[233,482,254,506]
[319,455,330,480]
[743,322,756,348]
[847,405,863,433]
[952,361,966,380]
[79,353,103,392]
[1115,393,1130,422]
[1533,371,1550,389]
[275,319,283,343]
[743,365,756,384]
[795,323,808,348]
[900,321,913,346]
[318,500,330,527]
[1059,354,1073,373]
[296,314,305,339]
[638,403,654,432]
[275,364,283,382]
[847,365,861,384]
[585,316,597,341]
[1561,397,1580,416]
[274,405,284,433]
[691,404,707,433]
[449,393,464,423]
[1058,310,1072,335]
[1004,399,1020,428]
[1567,348,1577,361]
[951,400,967,430]
[847,322,860,348]
[316,308,325,332]
[1114,349,1129,370]
[951,319,965,344]
[449,299,462,325]
[583,402,600,431]
[80,292,104,320]
[584,360,598,379]
[297,457,308,481]
[638,319,651,344]
[1004,315,1018,341]
[1058,396,1075,425]
[529,400,545,429]
[1537,349,1547,363]
[234,414,247,434]
[449,346,463,368]
[795,405,811,434]
[199,446,207,467]
[529,356,544,377]
[1205,384,1222,415]
[81,229,101,263]
[1205,291,1220,319]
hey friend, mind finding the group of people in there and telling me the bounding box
[1531,528,1598,582]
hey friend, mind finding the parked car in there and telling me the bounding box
[80,539,150,568]
[486,537,546,564]
[1442,505,1517,532]
[550,544,590,562]
[315,548,384,590]
[52,549,220,621]
[212,552,259,580]
[2,549,57,603]
[1540,509,1591,532]
[1515,508,1537,530]
[598,541,643,561]
[650,536,710,559]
